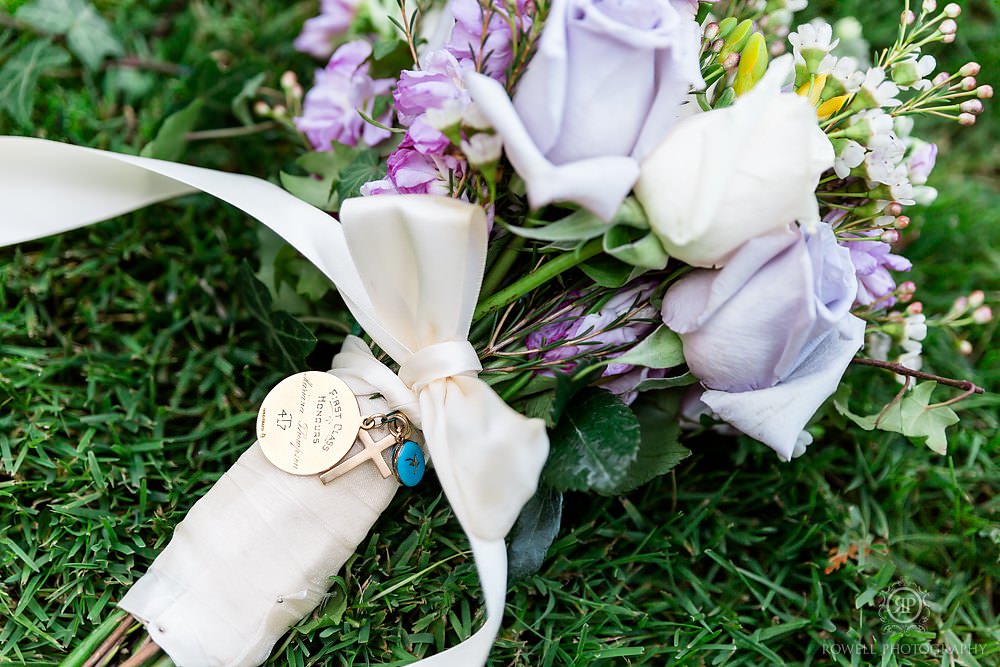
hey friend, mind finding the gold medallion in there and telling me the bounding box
[256,371,362,476]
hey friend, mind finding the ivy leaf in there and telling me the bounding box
[507,484,563,580]
[336,150,383,202]
[613,326,685,370]
[17,0,123,70]
[618,391,690,492]
[66,3,123,70]
[237,261,317,372]
[544,389,642,495]
[140,100,203,161]
[834,382,960,455]
[0,40,71,127]
[15,0,80,34]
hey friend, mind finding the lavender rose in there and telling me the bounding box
[465,0,703,220]
[661,223,866,460]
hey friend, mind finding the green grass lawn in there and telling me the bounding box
[1,1,998,665]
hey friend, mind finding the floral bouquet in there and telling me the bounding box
[0,0,993,665]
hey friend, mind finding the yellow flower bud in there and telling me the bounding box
[816,95,849,119]
[734,32,769,96]
[796,74,828,107]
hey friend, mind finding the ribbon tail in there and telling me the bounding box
[409,537,508,666]
[0,136,371,321]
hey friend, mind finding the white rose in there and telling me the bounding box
[634,56,834,268]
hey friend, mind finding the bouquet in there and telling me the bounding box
[0,0,994,665]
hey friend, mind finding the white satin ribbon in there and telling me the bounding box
[0,137,549,666]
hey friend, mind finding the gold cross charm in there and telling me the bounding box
[318,413,410,484]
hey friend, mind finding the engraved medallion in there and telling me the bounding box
[257,371,362,476]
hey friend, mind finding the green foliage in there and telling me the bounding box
[507,484,563,580]
[0,40,69,126]
[613,325,685,369]
[836,382,961,455]
[16,0,123,69]
[236,261,317,372]
[336,149,384,202]
[139,99,202,161]
[544,389,644,495]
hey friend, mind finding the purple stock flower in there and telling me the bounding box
[525,282,660,403]
[907,142,938,185]
[295,41,393,151]
[393,50,471,124]
[384,136,466,195]
[294,0,360,59]
[446,0,533,79]
[845,231,912,308]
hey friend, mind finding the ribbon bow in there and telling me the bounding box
[0,137,549,666]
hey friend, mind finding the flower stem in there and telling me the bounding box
[851,357,985,395]
[480,234,526,300]
[473,238,603,322]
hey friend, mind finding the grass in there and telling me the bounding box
[1,1,998,665]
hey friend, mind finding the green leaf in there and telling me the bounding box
[337,150,383,202]
[580,254,633,288]
[505,209,609,242]
[507,484,563,580]
[834,382,960,455]
[279,171,338,210]
[66,3,123,70]
[14,0,80,34]
[613,326,685,370]
[274,244,334,302]
[634,372,698,392]
[0,40,70,127]
[237,261,317,371]
[603,225,669,270]
[544,389,642,495]
[140,100,203,161]
[617,391,690,492]
[231,72,267,126]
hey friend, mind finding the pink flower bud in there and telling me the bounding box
[944,3,962,17]
[961,99,984,114]
[770,42,787,56]
[886,202,904,216]
[942,33,956,44]
[899,292,914,304]
[902,10,916,25]
[895,215,911,229]
[705,22,721,40]
[958,340,973,355]
[961,76,977,91]
[939,18,958,35]
[960,62,980,77]
[907,302,924,315]
[922,0,937,12]
[881,229,901,244]
[959,112,977,126]
[969,290,985,308]
[953,296,969,313]
[711,38,725,53]
[899,281,917,295]
[977,85,994,99]
[253,101,271,116]
[972,306,993,324]
[723,53,741,71]
[933,72,951,86]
